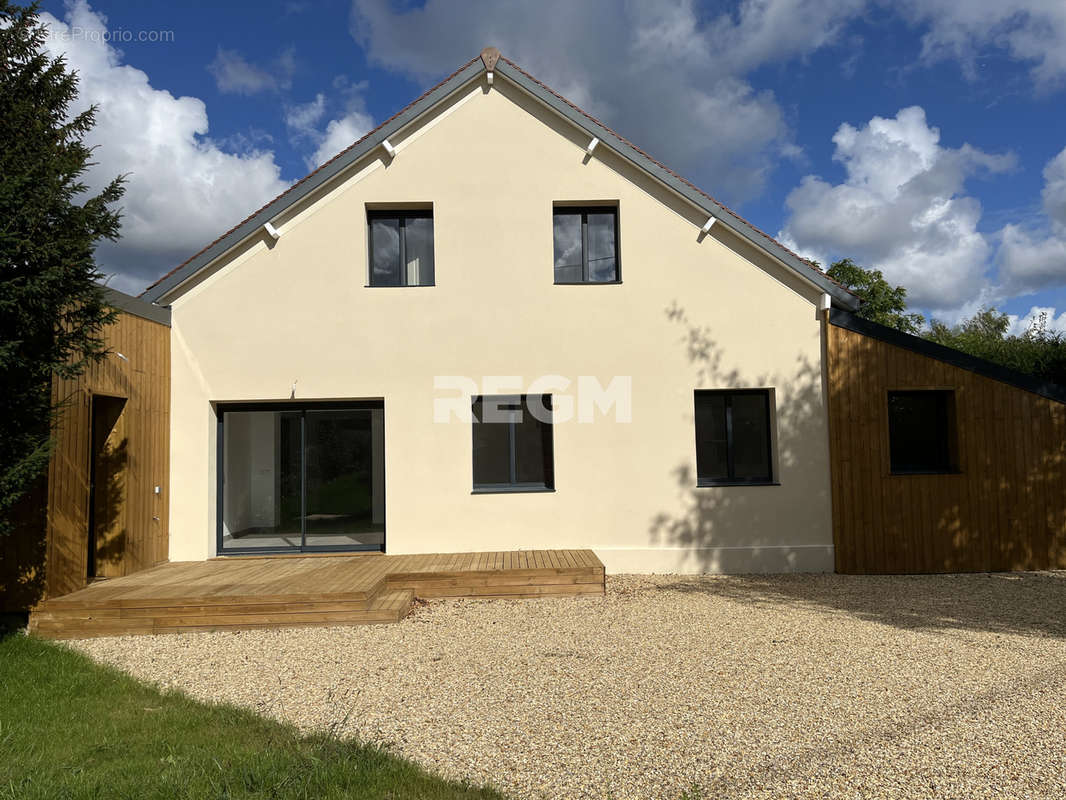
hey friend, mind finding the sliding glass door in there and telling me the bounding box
[218,402,384,554]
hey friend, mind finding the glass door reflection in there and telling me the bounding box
[219,404,384,553]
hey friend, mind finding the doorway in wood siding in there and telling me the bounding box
[87,395,128,579]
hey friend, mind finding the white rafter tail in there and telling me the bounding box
[263,222,281,241]
[819,292,832,312]
[586,136,599,155]
[381,138,397,158]
[700,216,717,235]
[486,71,494,86]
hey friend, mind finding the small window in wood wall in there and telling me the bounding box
[886,390,959,475]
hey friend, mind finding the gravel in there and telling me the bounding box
[70,572,1066,799]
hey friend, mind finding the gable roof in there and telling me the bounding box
[141,49,859,310]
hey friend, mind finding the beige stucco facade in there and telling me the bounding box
[163,76,835,573]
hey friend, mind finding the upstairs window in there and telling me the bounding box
[553,205,619,283]
[472,395,554,492]
[367,209,434,286]
[694,390,774,485]
[887,390,957,474]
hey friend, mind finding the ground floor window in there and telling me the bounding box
[217,402,384,553]
[694,389,774,485]
[471,395,554,492]
[887,390,957,474]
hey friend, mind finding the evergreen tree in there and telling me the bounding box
[0,1,124,536]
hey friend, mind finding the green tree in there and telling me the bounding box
[0,1,124,536]
[825,257,926,334]
[814,257,1066,385]
[927,308,1066,386]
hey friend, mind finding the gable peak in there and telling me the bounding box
[480,46,500,71]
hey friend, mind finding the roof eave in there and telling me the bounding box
[141,59,485,304]
[493,61,860,312]
[829,308,1066,404]
[143,53,859,312]
[102,286,171,326]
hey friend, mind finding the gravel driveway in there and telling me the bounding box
[71,573,1066,799]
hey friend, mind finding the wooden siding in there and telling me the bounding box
[827,320,1066,574]
[41,311,170,602]
[28,550,606,638]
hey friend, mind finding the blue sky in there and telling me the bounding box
[36,0,1066,330]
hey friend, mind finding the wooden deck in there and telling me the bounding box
[28,550,605,639]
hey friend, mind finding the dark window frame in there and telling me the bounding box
[366,208,435,287]
[552,205,621,284]
[471,394,555,494]
[215,400,385,556]
[694,389,776,487]
[887,389,959,475]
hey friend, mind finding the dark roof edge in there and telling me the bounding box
[494,60,860,311]
[829,307,1066,405]
[141,59,485,303]
[140,52,858,311]
[102,286,171,326]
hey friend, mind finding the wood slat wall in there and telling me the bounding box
[42,311,171,600]
[827,320,1066,574]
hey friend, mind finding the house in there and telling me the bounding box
[142,47,858,576]
[5,48,1066,621]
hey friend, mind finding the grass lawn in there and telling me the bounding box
[0,631,505,800]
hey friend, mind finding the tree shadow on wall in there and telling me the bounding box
[648,301,1066,639]
[648,301,828,573]
[92,433,128,569]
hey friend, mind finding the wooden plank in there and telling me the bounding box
[34,312,170,604]
[414,583,605,599]
[29,550,605,638]
[827,322,1066,574]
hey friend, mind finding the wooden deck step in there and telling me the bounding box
[28,550,604,639]
[388,569,604,598]
[30,589,415,639]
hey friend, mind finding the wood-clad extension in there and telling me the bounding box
[46,306,171,598]
[1,296,171,612]
[826,311,1066,574]
[27,550,606,639]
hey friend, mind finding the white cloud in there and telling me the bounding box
[779,106,1015,311]
[703,0,866,73]
[284,93,374,169]
[207,47,296,95]
[284,93,327,140]
[781,109,1066,316]
[896,0,1066,87]
[997,225,1066,294]
[40,2,291,293]
[311,110,374,168]
[1007,306,1066,336]
[1042,147,1066,229]
[997,146,1066,295]
[350,0,865,204]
